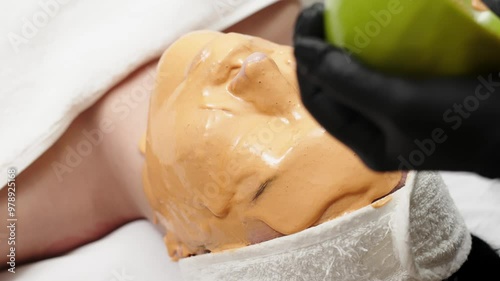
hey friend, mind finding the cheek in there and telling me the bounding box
[245,219,283,244]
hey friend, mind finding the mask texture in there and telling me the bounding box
[179,171,471,281]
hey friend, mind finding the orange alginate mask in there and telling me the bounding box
[142,31,402,260]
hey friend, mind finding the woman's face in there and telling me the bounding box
[142,31,402,260]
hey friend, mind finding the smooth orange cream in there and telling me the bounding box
[142,31,402,260]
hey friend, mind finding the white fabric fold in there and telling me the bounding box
[179,171,471,281]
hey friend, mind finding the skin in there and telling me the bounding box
[0,0,301,267]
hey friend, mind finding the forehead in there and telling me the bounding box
[170,35,302,138]
[185,33,296,84]
[178,36,298,114]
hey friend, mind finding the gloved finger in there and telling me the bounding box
[295,37,397,114]
[298,75,354,134]
[294,36,470,120]
[293,3,325,41]
[295,42,331,111]
[483,0,500,16]
[298,76,388,169]
[296,39,492,125]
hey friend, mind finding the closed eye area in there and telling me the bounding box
[253,177,274,201]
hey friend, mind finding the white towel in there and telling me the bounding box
[0,0,278,187]
[179,171,471,281]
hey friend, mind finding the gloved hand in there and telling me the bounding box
[484,0,500,15]
[293,3,500,179]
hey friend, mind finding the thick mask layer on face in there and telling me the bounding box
[142,31,402,260]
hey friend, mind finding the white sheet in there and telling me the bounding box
[441,171,500,250]
[0,0,278,187]
[0,220,183,281]
[1,172,499,280]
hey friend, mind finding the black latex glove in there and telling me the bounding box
[294,3,500,179]
[485,0,500,16]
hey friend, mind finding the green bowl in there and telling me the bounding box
[324,0,500,76]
